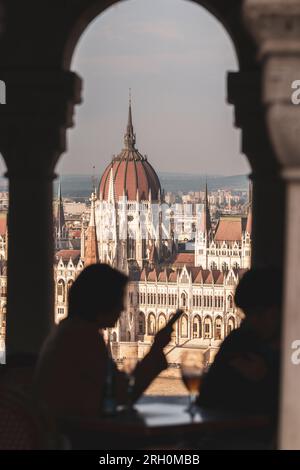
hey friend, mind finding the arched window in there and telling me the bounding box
[227,317,235,335]
[181,314,188,338]
[181,292,187,307]
[138,312,145,335]
[222,262,228,272]
[57,279,65,302]
[215,317,222,340]
[227,295,233,309]
[204,317,212,339]
[112,332,117,342]
[192,315,202,338]
[147,313,156,336]
[158,313,166,331]
[67,279,73,294]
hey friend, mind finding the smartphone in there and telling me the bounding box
[167,309,184,327]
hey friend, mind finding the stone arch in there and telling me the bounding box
[157,313,167,331]
[147,312,156,336]
[62,1,252,71]
[112,331,117,342]
[138,311,146,335]
[180,314,189,338]
[57,279,66,303]
[204,315,213,339]
[227,316,235,335]
[214,315,223,340]
[192,314,202,339]
[67,279,73,295]
[227,294,233,310]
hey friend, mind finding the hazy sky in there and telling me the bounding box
[32,0,253,177]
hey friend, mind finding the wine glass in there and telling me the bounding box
[181,350,205,416]
[122,356,138,413]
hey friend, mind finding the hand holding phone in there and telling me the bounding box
[152,310,184,353]
[166,309,184,328]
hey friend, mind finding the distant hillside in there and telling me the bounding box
[159,172,249,193]
[0,173,249,200]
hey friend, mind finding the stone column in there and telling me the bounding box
[228,70,285,269]
[244,0,300,449]
[0,69,81,357]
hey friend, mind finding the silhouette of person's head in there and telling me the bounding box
[234,268,283,341]
[68,263,128,327]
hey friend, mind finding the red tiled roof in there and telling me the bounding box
[168,271,178,282]
[0,213,7,236]
[171,253,195,267]
[215,217,243,241]
[55,250,80,263]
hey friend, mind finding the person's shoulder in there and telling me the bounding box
[217,324,251,354]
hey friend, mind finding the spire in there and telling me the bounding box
[124,89,136,150]
[56,180,66,239]
[85,191,99,266]
[248,179,253,206]
[204,179,212,233]
[246,180,253,234]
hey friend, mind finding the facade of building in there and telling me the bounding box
[53,101,252,364]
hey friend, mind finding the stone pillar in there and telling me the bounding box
[244,0,300,449]
[0,69,81,357]
[228,70,285,269]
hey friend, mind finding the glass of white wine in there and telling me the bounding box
[122,356,138,413]
[181,350,205,415]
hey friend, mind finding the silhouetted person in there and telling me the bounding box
[197,268,282,416]
[34,264,173,419]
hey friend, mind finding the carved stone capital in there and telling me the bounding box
[244,0,300,175]
[0,69,82,175]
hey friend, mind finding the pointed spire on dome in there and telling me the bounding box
[124,89,136,150]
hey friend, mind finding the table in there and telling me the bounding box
[60,401,272,450]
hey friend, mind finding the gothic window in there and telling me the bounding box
[204,317,212,339]
[215,317,222,340]
[158,313,166,331]
[222,262,228,271]
[228,295,233,309]
[147,313,156,336]
[57,279,65,302]
[227,317,235,335]
[192,315,202,338]
[210,262,217,270]
[181,314,188,338]
[112,332,117,342]
[181,292,187,307]
[138,312,145,335]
